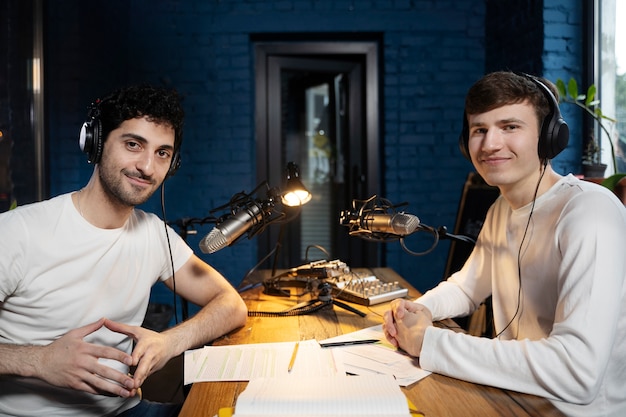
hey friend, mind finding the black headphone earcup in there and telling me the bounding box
[459,111,470,160]
[79,117,103,164]
[538,113,570,160]
[167,150,181,177]
[519,73,569,159]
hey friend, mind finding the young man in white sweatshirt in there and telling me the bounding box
[383,71,626,417]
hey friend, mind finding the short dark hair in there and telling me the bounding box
[464,71,558,130]
[96,84,184,152]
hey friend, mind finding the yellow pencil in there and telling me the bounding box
[288,342,299,372]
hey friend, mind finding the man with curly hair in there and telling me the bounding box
[0,85,248,416]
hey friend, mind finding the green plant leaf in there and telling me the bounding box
[601,173,626,191]
[567,78,579,99]
[585,85,597,106]
[556,79,567,99]
[9,199,17,210]
[602,114,617,123]
[594,108,603,118]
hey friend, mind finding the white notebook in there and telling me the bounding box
[231,374,412,417]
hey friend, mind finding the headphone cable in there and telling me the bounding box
[160,183,179,325]
[495,160,548,338]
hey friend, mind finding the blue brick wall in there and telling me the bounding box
[43,0,584,320]
[544,0,584,173]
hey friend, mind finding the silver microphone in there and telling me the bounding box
[199,204,265,254]
[361,213,420,235]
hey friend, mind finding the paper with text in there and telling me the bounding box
[319,324,431,386]
[184,339,344,385]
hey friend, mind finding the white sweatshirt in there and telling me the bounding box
[416,174,626,417]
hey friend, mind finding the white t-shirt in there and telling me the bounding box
[416,174,626,417]
[0,193,193,416]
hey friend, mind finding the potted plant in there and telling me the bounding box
[555,78,617,177]
[555,77,626,203]
[581,131,607,178]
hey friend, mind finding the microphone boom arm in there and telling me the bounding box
[199,180,304,253]
[341,195,476,257]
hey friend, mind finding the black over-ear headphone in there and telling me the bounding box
[78,100,181,177]
[79,101,104,165]
[459,72,569,161]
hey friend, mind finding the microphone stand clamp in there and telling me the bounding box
[284,282,366,318]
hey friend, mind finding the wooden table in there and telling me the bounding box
[179,268,563,417]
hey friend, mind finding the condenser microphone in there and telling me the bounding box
[199,204,266,253]
[360,213,420,235]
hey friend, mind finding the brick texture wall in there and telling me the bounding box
[42,0,583,318]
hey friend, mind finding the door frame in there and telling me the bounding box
[254,41,382,268]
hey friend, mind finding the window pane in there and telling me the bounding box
[599,0,625,174]
[616,1,626,172]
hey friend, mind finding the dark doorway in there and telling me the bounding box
[255,41,381,270]
[1,0,46,209]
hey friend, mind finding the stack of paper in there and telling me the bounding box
[230,374,412,417]
[184,326,430,387]
[318,325,430,386]
[184,339,344,385]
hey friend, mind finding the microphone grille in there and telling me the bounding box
[199,228,228,254]
[391,213,420,235]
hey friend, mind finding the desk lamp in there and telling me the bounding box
[197,162,311,254]
[281,162,312,206]
[169,162,310,320]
